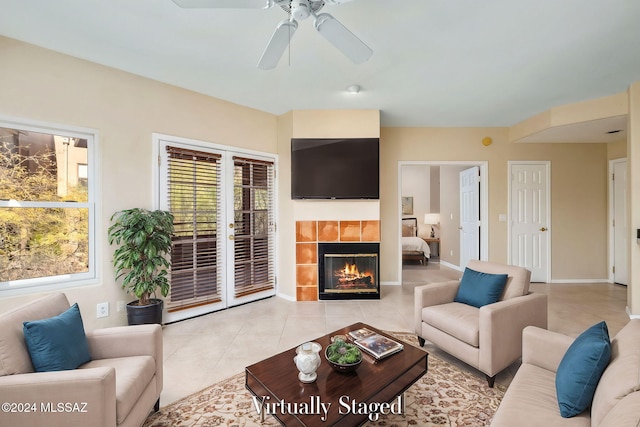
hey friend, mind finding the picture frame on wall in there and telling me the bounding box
[402,196,413,215]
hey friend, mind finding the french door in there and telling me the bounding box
[157,137,276,322]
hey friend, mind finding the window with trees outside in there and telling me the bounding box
[0,120,96,292]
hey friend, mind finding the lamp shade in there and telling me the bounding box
[424,213,440,225]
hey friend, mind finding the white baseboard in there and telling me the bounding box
[548,279,610,284]
[276,292,296,302]
[626,307,640,319]
[439,260,462,271]
[381,281,401,286]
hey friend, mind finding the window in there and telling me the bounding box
[0,120,96,292]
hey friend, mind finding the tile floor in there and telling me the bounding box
[159,263,629,405]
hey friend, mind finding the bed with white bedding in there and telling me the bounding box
[402,217,430,264]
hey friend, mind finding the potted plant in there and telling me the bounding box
[108,208,174,325]
[325,337,362,373]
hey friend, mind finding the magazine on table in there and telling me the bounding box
[348,328,404,360]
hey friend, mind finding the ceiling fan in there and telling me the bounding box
[172,0,373,69]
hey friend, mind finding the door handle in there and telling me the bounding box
[540,227,547,232]
[458,226,463,230]
[228,235,234,240]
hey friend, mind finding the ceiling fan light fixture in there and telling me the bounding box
[314,13,372,64]
[291,0,311,20]
[257,18,298,69]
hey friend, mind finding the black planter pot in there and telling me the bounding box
[126,298,164,325]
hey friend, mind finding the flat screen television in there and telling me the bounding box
[291,138,379,199]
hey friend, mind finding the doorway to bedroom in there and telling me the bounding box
[398,161,488,284]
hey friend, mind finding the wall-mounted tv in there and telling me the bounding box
[291,138,379,200]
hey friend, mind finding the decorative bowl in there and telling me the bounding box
[325,340,362,373]
[326,354,362,373]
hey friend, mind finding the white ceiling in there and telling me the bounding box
[1,0,639,132]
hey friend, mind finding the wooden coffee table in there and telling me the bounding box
[245,322,428,426]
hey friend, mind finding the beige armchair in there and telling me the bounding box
[415,260,547,387]
[0,293,162,427]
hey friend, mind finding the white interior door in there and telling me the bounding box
[158,138,276,322]
[460,166,480,269]
[509,162,550,282]
[613,160,628,285]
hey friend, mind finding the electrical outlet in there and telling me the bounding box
[117,301,125,313]
[96,302,109,318]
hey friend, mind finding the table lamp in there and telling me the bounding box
[424,213,440,238]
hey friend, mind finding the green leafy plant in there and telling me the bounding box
[108,208,174,306]
[326,338,362,364]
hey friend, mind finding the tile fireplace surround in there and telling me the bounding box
[295,220,381,301]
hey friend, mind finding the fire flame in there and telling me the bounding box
[331,261,375,290]
[343,263,360,277]
[339,263,372,280]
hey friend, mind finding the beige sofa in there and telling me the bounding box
[415,260,548,386]
[491,320,640,426]
[0,293,162,427]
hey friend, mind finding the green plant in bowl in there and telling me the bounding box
[325,338,362,373]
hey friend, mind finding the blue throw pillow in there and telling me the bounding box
[454,267,508,308]
[556,321,611,418]
[23,303,91,372]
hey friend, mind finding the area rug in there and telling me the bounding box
[144,332,506,427]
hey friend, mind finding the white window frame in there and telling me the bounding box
[0,115,100,295]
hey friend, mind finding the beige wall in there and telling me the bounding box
[277,109,381,298]
[430,166,440,212]
[628,82,640,315]
[608,139,627,160]
[291,110,380,139]
[1,35,637,323]
[401,165,432,238]
[0,37,277,330]
[380,127,609,283]
[276,111,295,299]
[510,92,628,142]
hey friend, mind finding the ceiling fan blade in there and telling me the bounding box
[257,19,298,70]
[314,13,372,64]
[172,0,270,8]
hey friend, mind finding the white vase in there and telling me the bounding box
[294,342,322,383]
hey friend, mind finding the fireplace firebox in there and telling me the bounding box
[318,243,380,300]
